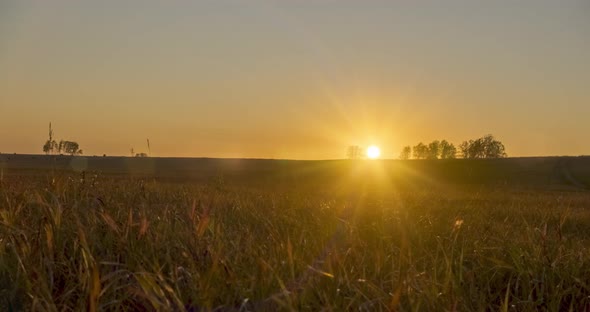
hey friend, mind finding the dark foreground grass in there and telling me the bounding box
[0,171,589,311]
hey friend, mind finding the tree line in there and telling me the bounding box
[399,134,506,159]
[42,123,83,156]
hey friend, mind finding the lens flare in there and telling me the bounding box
[367,146,381,159]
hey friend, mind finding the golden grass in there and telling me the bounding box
[0,171,589,311]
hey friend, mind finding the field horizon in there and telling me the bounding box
[2,153,589,190]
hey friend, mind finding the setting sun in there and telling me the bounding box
[367,145,381,159]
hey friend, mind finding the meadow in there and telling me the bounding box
[0,155,589,311]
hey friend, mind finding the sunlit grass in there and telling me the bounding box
[0,171,589,310]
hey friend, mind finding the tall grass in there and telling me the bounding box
[0,172,589,311]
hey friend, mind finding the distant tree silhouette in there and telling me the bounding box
[439,140,457,159]
[42,123,83,156]
[61,141,82,155]
[399,146,411,160]
[460,134,506,158]
[402,139,461,160]
[347,145,364,159]
[481,134,506,158]
[412,143,428,159]
[43,140,57,155]
[43,122,57,155]
[459,140,473,158]
[427,140,441,159]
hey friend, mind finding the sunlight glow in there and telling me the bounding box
[367,145,381,159]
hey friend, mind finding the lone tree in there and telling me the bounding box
[460,134,506,159]
[399,146,412,160]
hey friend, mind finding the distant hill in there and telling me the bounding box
[1,154,589,191]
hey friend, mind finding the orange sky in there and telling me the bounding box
[1,1,589,159]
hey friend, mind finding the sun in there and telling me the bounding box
[366,145,381,159]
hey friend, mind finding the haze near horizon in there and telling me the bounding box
[1,0,588,159]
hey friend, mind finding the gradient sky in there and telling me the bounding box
[1,0,588,159]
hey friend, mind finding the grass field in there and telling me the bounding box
[0,155,589,311]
